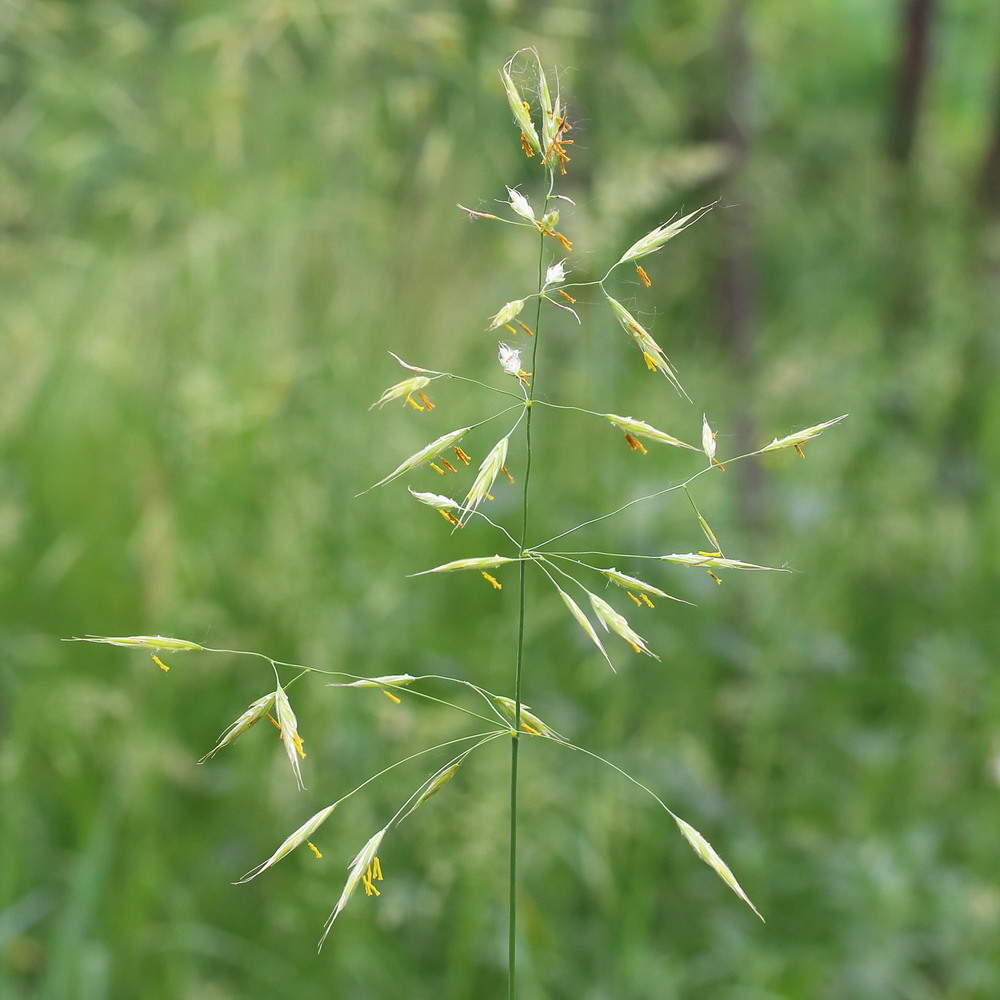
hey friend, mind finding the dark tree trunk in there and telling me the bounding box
[976,60,1000,218]
[888,0,936,165]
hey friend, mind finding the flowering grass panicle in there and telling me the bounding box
[69,46,843,994]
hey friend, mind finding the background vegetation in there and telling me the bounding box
[2,1,999,997]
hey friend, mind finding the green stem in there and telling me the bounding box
[509,168,553,1000]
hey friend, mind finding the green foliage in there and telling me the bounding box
[3,1,1000,998]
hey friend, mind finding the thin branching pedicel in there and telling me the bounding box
[69,47,845,994]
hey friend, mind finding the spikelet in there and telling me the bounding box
[370,376,432,410]
[363,426,472,492]
[494,696,561,738]
[400,761,464,821]
[319,828,387,948]
[199,692,276,763]
[758,414,848,456]
[588,593,659,659]
[603,414,699,451]
[658,552,788,572]
[616,203,716,265]
[557,589,615,672]
[67,634,204,651]
[411,554,517,576]
[235,802,339,883]
[460,436,510,522]
[674,815,764,921]
[274,685,306,791]
[604,295,688,398]
[500,52,541,155]
[488,300,526,331]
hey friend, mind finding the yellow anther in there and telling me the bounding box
[501,465,515,484]
[642,352,658,371]
[372,857,383,880]
[266,713,281,730]
[520,132,534,157]
[627,591,642,606]
[641,593,655,608]
[636,264,651,287]
[558,289,576,303]
[708,570,723,585]
[504,323,518,335]
[624,432,647,455]
[454,446,471,465]
[554,231,573,252]
[521,721,541,736]
[152,654,170,672]
[307,841,323,859]
[441,459,457,473]
[405,394,425,411]
[482,572,502,590]
[794,444,806,458]
[292,731,307,759]
[383,689,402,704]
[430,463,445,475]
[517,321,534,337]
[438,509,460,526]
[418,392,435,410]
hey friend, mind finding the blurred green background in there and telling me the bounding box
[2,0,1000,997]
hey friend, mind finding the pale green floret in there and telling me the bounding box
[604,295,688,398]
[601,568,694,606]
[275,685,306,791]
[500,56,541,153]
[659,552,789,572]
[412,554,517,575]
[330,674,416,689]
[535,56,561,155]
[235,802,338,884]
[558,589,615,672]
[68,634,204,651]
[364,426,472,492]
[758,414,848,453]
[495,696,560,738]
[600,568,669,598]
[603,414,699,451]
[461,435,509,521]
[320,828,387,948]
[588,593,659,659]
[615,202,716,265]
[407,488,460,510]
[370,376,431,410]
[488,299,525,330]
[506,186,535,221]
[674,815,764,921]
[400,761,463,820]
[199,692,276,763]
[702,414,717,461]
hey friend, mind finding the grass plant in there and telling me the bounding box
[68,48,845,996]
